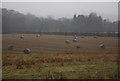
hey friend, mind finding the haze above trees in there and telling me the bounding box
[2,8,118,34]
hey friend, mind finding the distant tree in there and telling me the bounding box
[2,8,118,34]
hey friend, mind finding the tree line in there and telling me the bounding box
[2,8,118,34]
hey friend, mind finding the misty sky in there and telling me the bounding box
[2,2,118,21]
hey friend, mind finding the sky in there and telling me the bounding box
[2,2,118,21]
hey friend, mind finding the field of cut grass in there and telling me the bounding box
[2,34,118,79]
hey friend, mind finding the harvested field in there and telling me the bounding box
[2,34,118,79]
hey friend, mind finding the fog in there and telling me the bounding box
[2,2,118,21]
[0,11,1,34]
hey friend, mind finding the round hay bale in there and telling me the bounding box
[65,40,70,44]
[23,48,31,54]
[8,44,14,50]
[73,34,77,39]
[73,39,77,42]
[94,36,97,38]
[99,44,106,49]
[36,34,40,37]
[20,35,24,39]
[76,45,80,48]
[74,36,78,39]
[81,36,84,38]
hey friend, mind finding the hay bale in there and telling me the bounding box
[73,34,77,39]
[81,36,84,38]
[74,36,78,39]
[76,45,80,48]
[36,34,40,37]
[20,35,24,39]
[65,40,70,44]
[94,36,97,38]
[8,44,14,50]
[99,43,106,49]
[73,39,77,42]
[23,48,31,54]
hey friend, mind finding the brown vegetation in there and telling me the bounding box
[2,34,118,79]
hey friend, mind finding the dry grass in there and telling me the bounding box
[2,34,118,79]
[2,34,118,54]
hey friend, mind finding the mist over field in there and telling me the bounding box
[2,2,119,79]
[0,16,1,34]
[2,2,119,34]
[2,8,118,34]
[3,2,118,21]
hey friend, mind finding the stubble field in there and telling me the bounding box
[2,34,118,79]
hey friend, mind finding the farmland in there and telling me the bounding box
[2,34,118,79]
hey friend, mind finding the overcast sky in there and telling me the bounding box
[2,2,118,21]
